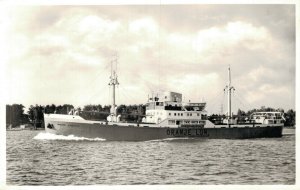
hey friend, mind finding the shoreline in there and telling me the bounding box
[6,128,44,131]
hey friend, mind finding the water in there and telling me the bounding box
[6,128,295,185]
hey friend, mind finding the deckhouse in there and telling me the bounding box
[251,112,285,125]
[142,92,208,128]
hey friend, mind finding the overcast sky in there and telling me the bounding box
[5,4,295,114]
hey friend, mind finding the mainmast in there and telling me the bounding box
[108,56,119,119]
[224,65,235,120]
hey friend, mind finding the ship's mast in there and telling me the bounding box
[224,66,235,120]
[109,56,119,118]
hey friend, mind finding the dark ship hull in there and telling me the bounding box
[45,120,283,141]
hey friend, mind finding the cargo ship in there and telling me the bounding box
[44,65,284,141]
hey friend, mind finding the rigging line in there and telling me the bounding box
[90,67,110,86]
[207,95,226,113]
[220,91,226,114]
[118,85,139,104]
[206,95,224,111]
[234,88,252,105]
[236,90,251,107]
[138,77,155,93]
[119,86,130,102]
[79,84,109,107]
[232,94,245,113]
[72,67,109,104]
[89,85,110,103]
[119,89,133,105]
[205,89,226,108]
[117,85,119,106]
[107,85,111,107]
[233,94,248,112]
[116,86,130,106]
[234,93,247,109]
[209,96,225,112]
[237,93,250,111]
[207,89,226,102]
[234,90,252,109]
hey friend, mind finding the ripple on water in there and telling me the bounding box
[5,129,296,185]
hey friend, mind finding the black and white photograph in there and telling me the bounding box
[2,1,297,188]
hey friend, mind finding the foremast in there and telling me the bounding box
[108,56,119,122]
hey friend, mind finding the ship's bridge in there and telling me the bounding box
[146,91,206,111]
[182,102,206,111]
[143,91,207,127]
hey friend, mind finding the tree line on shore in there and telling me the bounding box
[6,104,146,128]
[6,104,296,129]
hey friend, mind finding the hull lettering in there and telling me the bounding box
[166,128,209,137]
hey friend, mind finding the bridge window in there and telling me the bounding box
[174,113,177,116]
[169,113,171,116]
[181,113,183,116]
[168,120,175,125]
[156,102,164,106]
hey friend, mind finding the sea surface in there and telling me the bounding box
[6,128,295,185]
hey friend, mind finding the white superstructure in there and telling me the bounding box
[142,91,208,128]
[251,112,285,125]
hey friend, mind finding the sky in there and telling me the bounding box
[4,4,296,114]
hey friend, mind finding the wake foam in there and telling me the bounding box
[33,132,106,141]
[146,137,194,142]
